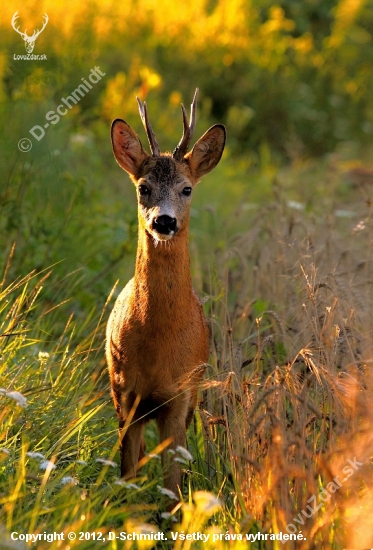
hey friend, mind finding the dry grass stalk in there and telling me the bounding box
[197,197,373,546]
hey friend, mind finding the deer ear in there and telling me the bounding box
[185,124,226,181]
[111,119,149,176]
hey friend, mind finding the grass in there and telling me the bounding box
[199,190,373,547]
[1,154,373,548]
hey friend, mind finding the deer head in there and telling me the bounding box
[111,89,226,243]
[11,11,48,54]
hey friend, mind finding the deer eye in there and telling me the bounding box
[138,184,150,196]
[182,187,192,196]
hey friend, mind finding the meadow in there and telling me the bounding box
[1,0,373,548]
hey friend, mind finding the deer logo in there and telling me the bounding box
[11,11,48,54]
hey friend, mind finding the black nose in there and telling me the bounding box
[152,215,177,235]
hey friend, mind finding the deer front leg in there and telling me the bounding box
[110,373,146,477]
[120,419,145,478]
[157,395,190,497]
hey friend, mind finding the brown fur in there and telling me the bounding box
[106,104,226,498]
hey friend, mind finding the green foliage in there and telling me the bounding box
[1,0,372,298]
[1,0,373,162]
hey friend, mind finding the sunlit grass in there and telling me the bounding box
[1,172,372,547]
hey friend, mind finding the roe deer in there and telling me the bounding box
[106,89,226,498]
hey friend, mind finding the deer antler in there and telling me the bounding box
[11,11,48,40]
[32,13,49,40]
[173,88,199,161]
[11,11,27,38]
[136,97,160,156]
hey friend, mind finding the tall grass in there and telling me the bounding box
[1,172,372,548]
[195,188,373,547]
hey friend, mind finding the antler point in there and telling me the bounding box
[173,89,199,160]
[136,96,160,156]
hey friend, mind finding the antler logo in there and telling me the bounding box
[11,11,48,54]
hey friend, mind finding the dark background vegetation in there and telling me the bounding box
[1,0,373,314]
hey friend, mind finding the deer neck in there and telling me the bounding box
[133,222,193,312]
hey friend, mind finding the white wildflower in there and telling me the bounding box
[174,457,188,465]
[70,134,90,146]
[38,351,50,361]
[39,460,56,471]
[76,460,87,466]
[147,453,161,459]
[156,485,178,500]
[95,458,117,467]
[114,481,140,489]
[160,512,178,521]
[193,491,221,513]
[336,209,354,218]
[61,476,79,486]
[0,389,27,408]
[7,391,27,408]
[113,480,126,486]
[26,452,46,460]
[136,523,158,535]
[175,446,193,461]
[287,200,304,211]
[0,448,10,455]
